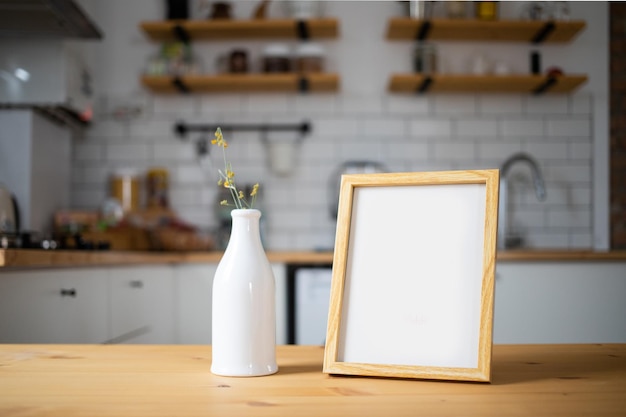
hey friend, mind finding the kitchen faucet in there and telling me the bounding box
[498,153,546,249]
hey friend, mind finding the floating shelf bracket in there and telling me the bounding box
[174,120,312,138]
[298,77,310,92]
[172,77,190,93]
[532,21,556,44]
[172,24,190,43]
[533,76,558,94]
[416,20,432,41]
[416,76,433,93]
[296,20,310,40]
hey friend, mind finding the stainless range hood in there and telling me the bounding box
[0,0,101,129]
[0,0,102,39]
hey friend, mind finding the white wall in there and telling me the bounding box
[71,0,608,251]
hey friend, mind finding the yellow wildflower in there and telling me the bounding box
[212,127,258,209]
[212,128,228,148]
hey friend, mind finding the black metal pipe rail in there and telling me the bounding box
[174,120,312,138]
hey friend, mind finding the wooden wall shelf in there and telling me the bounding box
[386,18,585,43]
[141,73,340,93]
[140,18,339,41]
[388,74,588,94]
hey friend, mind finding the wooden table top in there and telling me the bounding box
[0,344,624,416]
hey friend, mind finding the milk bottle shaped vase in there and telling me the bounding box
[211,208,278,376]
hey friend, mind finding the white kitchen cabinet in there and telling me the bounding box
[493,262,626,344]
[108,266,176,344]
[0,268,108,343]
[174,263,287,345]
[174,264,216,344]
[0,261,288,345]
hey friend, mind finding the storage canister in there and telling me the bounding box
[262,44,292,73]
[146,168,169,209]
[413,42,437,74]
[295,43,325,73]
[110,169,140,213]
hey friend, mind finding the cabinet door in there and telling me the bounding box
[0,268,108,343]
[174,263,287,345]
[175,264,216,344]
[272,263,287,345]
[108,266,175,344]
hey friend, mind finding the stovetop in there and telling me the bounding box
[0,232,110,251]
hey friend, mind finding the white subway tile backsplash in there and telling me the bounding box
[315,118,359,136]
[74,165,110,184]
[409,119,452,137]
[570,94,592,115]
[86,120,129,138]
[339,95,385,115]
[500,119,545,137]
[479,95,523,115]
[548,208,592,228]
[293,94,339,115]
[546,163,592,183]
[541,185,592,207]
[547,119,592,137]
[510,208,546,229]
[524,96,569,115]
[153,143,197,161]
[387,141,429,160]
[569,142,593,159]
[74,143,103,161]
[246,95,292,115]
[523,141,569,160]
[153,96,199,116]
[106,143,151,161]
[200,94,245,115]
[361,118,406,136]
[128,120,177,139]
[477,142,522,160]
[525,233,570,249]
[71,187,107,210]
[433,95,478,115]
[338,138,385,160]
[433,142,475,160]
[385,95,431,115]
[456,119,498,137]
[570,232,593,248]
[176,164,210,184]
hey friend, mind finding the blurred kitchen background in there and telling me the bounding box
[2,0,625,347]
[0,0,609,252]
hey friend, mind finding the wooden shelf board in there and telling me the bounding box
[141,73,340,93]
[140,18,338,41]
[388,74,588,94]
[386,18,585,43]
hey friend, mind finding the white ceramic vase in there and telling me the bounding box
[211,209,278,377]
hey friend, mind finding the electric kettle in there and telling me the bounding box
[0,183,19,234]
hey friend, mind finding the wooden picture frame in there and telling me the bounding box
[323,170,499,382]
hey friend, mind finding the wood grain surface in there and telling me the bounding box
[0,344,624,416]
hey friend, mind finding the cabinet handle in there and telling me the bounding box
[129,280,144,289]
[60,288,77,297]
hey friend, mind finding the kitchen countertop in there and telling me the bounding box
[2,249,626,269]
[0,344,624,416]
